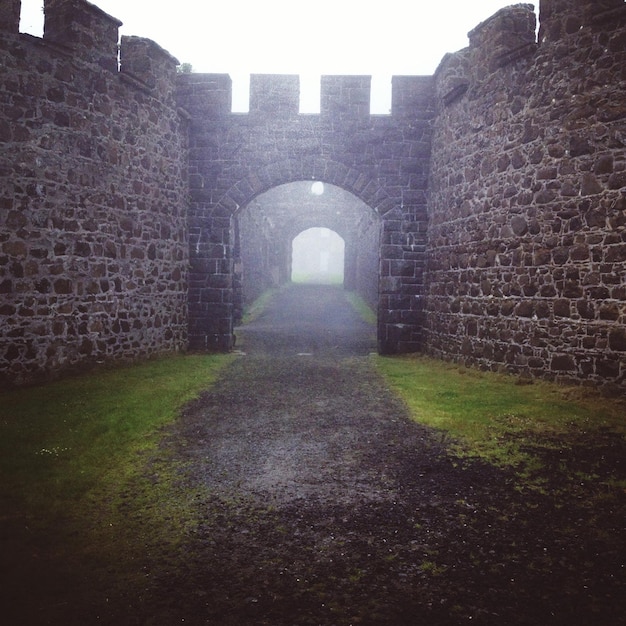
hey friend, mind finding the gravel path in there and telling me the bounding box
[141,285,625,626]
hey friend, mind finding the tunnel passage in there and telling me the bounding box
[235,181,379,321]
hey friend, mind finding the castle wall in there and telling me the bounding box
[426,1,626,393]
[177,72,434,354]
[0,0,189,386]
[2,0,624,393]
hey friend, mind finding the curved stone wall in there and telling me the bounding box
[0,1,189,386]
[426,1,626,393]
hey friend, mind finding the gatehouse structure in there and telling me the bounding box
[1,0,625,394]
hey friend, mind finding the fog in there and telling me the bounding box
[291,228,345,285]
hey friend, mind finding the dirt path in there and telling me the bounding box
[135,285,625,625]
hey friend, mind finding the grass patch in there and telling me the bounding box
[291,273,344,285]
[345,291,377,325]
[0,354,234,620]
[1,354,233,514]
[374,354,626,477]
[240,288,278,324]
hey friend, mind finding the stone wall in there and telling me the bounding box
[177,72,435,354]
[426,1,626,393]
[0,0,189,386]
[3,0,624,393]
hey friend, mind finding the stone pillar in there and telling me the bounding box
[0,0,21,33]
[187,213,235,352]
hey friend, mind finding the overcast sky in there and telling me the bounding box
[19,0,538,111]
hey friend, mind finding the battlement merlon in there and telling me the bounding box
[468,4,537,72]
[43,0,122,72]
[176,73,233,118]
[176,73,435,119]
[320,75,371,119]
[120,35,180,95]
[0,0,21,33]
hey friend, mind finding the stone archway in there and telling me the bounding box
[188,155,427,355]
[180,74,434,355]
[235,181,380,323]
[291,228,346,285]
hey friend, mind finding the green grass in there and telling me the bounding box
[240,287,278,324]
[0,353,233,520]
[374,354,626,473]
[345,291,377,324]
[0,353,234,620]
[291,273,344,285]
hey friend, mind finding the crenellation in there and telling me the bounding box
[177,73,232,118]
[468,4,537,71]
[120,35,179,95]
[249,73,299,117]
[320,75,371,119]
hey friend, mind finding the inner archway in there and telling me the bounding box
[291,228,345,285]
[236,181,379,323]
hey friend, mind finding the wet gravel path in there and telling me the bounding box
[144,285,625,626]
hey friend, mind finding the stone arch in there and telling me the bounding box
[290,227,346,285]
[188,153,420,354]
[211,157,397,219]
[234,179,380,322]
[182,69,433,357]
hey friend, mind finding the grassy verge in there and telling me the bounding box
[240,288,278,325]
[0,353,233,621]
[345,291,377,325]
[1,354,233,512]
[291,273,344,285]
[374,354,626,486]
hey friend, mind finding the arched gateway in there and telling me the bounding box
[177,73,435,354]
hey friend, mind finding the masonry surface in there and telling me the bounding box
[0,0,625,393]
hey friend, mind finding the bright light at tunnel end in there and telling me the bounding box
[311,181,324,196]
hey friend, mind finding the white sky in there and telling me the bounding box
[19,0,538,112]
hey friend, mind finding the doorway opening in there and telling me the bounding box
[291,228,345,285]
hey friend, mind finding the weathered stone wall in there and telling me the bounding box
[426,1,626,393]
[3,0,624,393]
[177,72,434,354]
[0,0,189,386]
